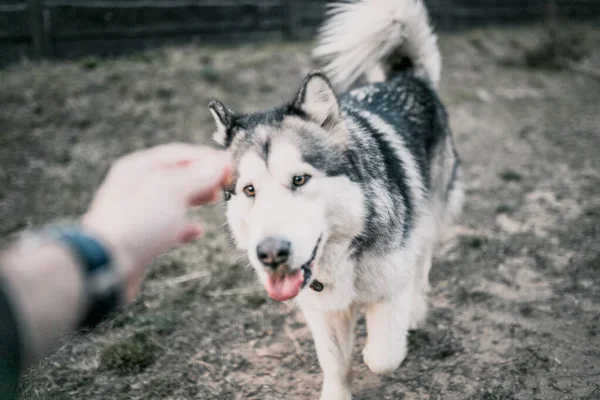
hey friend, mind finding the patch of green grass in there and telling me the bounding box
[80,57,100,70]
[110,312,176,335]
[586,315,599,338]
[245,293,267,309]
[133,88,152,102]
[55,148,72,164]
[469,236,485,249]
[455,287,494,305]
[410,330,461,360]
[155,86,174,99]
[106,71,122,83]
[132,52,155,64]
[147,257,187,280]
[459,235,487,250]
[199,64,219,83]
[212,263,249,290]
[199,54,214,64]
[499,169,522,182]
[65,180,86,197]
[519,304,535,317]
[482,391,504,400]
[584,206,600,219]
[99,332,159,375]
[258,83,275,93]
[74,117,92,129]
[496,204,515,214]
[145,376,178,397]
[408,330,431,350]
[583,251,600,272]
[481,388,516,400]
[432,338,459,360]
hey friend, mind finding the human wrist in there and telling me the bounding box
[0,243,87,365]
[80,217,141,305]
[54,226,127,329]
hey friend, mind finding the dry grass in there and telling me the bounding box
[1,22,599,400]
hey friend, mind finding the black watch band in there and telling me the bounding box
[53,227,123,329]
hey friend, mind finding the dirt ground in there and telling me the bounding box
[1,22,599,400]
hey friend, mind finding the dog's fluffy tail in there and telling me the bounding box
[313,0,441,91]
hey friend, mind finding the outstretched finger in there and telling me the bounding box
[173,154,232,205]
[188,187,221,207]
[120,143,228,172]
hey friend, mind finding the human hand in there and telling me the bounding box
[82,143,231,302]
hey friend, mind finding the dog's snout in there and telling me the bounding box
[256,238,291,268]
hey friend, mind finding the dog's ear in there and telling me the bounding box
[209,100,236,147]
[293,71,340,129]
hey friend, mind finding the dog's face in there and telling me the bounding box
[210,72,364,301]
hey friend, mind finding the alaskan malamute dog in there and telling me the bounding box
[209,0,463,398]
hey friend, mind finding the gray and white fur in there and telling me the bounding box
[209,0,463,398]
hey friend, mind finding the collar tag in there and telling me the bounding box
[309,280,324,292]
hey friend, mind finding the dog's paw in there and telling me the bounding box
[409,293,428,330]
[362,340,407,375]
[320,381,352,400]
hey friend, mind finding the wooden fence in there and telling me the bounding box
[1,0,599,64]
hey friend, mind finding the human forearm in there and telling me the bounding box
[0,243,87,367]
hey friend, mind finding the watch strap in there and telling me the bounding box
[53,227,123,329]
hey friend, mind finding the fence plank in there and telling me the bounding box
[285,0,300,39]
[45,0,282,8]
[0,3,29,41]
[48,2,286,37]
[0,0,597,65]
[55,21,278,40]
[28,0,52,57]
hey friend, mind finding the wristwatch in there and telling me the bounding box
[18,224,124,329]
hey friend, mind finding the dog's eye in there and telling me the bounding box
[223,190,232,201]
[243,185,256,198]
[292,175,311,187]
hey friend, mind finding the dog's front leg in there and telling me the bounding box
[363,286,412,374]
[302,305,357,400]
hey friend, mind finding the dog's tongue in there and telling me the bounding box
[264,270,304,302]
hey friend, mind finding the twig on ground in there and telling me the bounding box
[207,286,264,297]
[560,60,600,83]
[283,323,305,363]
[191,356,216,373]
[161,270,212,286]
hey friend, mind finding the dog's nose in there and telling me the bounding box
[256,238,291,269]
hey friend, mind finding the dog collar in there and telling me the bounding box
[309,280,324,292]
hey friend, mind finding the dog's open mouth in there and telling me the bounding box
[264,236,322,302]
